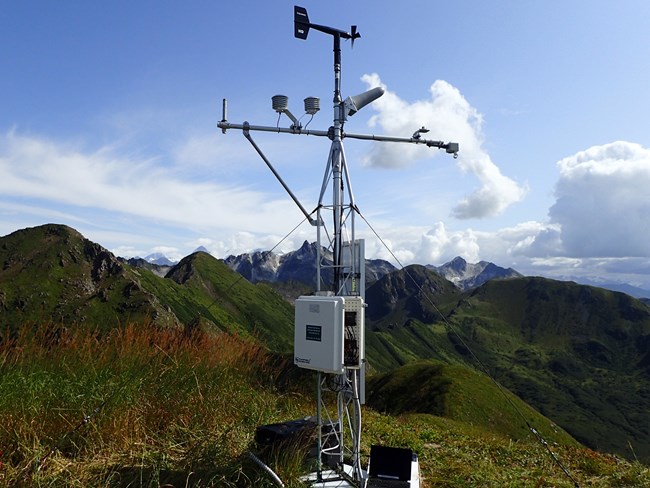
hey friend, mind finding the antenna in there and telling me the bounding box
[217,6,459,486]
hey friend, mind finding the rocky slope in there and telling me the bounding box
[223,240,397,288]
[0,224,294,351]
[428,255,522,290]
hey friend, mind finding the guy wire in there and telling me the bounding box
[205,214,311,313]
[357,210,581,488]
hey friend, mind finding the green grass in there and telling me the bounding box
[0,322,307,487]
[363,411,650,487]
[1,322,650,487]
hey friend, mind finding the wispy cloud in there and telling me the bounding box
[0,130,303,237]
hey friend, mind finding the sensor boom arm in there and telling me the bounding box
[217,102,459,158]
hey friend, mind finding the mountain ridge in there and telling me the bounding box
[222,240,401,290]
[0,224,294,351]
[136,244,650,299]
[223,243,520,292]
[3,224,650,463]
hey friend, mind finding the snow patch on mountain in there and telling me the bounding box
[141,253,176,266]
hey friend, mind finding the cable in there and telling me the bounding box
[357,210,581,488]
[247,451,286,487]
[303,113,315,129]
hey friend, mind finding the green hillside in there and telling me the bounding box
[453,278,650,461]
[0,224,295,352]
[365,271,650,462]
[363,265,463,371]
[0,224,175,328]
[366,360,577,448]
[140,251,294,352]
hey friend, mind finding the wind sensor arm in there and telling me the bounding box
[218,100,319,226]
[343,130,460,158]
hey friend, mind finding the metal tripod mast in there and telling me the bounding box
[218,6,458,486]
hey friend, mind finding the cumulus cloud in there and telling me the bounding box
[418,222,480,263]
[498,222,562,259]
[550,141,650,258]
[359,73,526,219]
[362,221,481,266]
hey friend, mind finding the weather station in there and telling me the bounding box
[218,6,458,488]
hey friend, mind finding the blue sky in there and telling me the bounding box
[2,1,650,290]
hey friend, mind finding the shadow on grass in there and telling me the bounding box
[95,452,293,488]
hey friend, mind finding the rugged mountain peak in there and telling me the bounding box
[0,223,169,326]
[448,256,468,270]
[431,256,522,290]
[223,241,395,289]
[223,249,281,283]
[298,240,313,252]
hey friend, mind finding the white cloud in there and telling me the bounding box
[173,132,262,173]
[4,128,650,291]
[419,223,480,264]
[360,221,480,266]
[359,73,526,219]
[550,141,650,258]
[0,130,304,237]
[494,221,563,259]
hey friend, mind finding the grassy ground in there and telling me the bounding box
[1,323,649,487]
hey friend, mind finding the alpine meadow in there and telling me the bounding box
[1,223,650,486]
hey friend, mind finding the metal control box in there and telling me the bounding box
[294,296,345,374]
